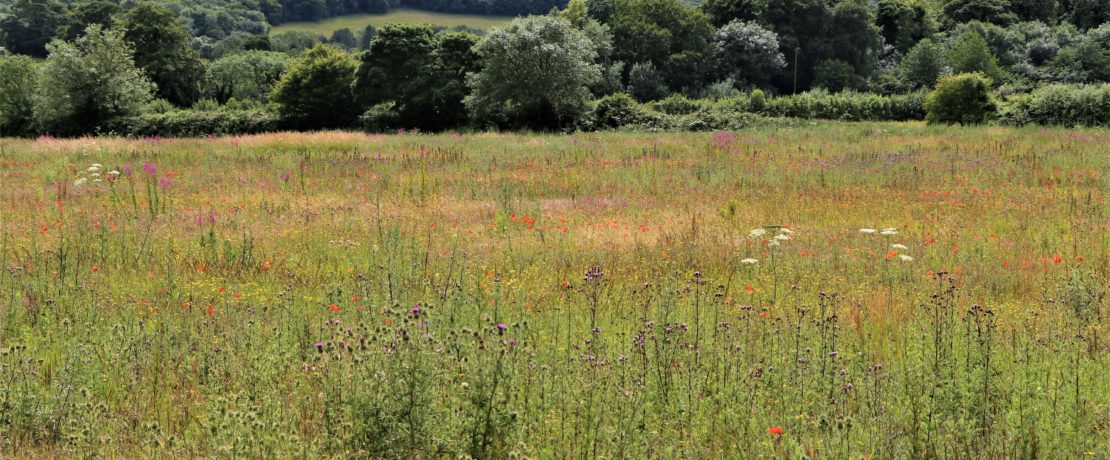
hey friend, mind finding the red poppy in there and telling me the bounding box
[768,426,783,435]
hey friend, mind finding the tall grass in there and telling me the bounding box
[0,123,1106,457]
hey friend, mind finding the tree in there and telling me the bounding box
[270,44,359,129]
[899,38,947,89]
[948,30,1005,82]
[0,55,39,136]
[352,24,437,127]
[627,61,668,101]
[875,0,930,53]
[712,20,786,89]
[0,0,67,57]
[821,1,882,81]
[359,25,377,49]
[57,1,121,42]
[466,16,600,130]
[36,25,155,135]
[942,0,1017,26]
[925,72,995,124]
[700,0,763,27]
[608,0,714,91]
[204,51,290,103]
[120,3,205,106]
[329,28,358,49]
[813,59,861,92]
[427,32,481,129]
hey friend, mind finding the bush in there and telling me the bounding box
[649,94,706,115]
[591,93,658,129]
[997,84,1110,127]
[103,108,278,137]
[359,102,402,132]
[764,90,925,121]
[924,73,996,124]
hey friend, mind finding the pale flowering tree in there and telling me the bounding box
[712,20,786,89]
[465,16,601,130]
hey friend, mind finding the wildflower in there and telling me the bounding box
[107,170,120,180]
[741,258,758,265]
[74,178,88,186]
[859,228,877,234]
[410,306,422,315]
[748,228,767,238]
[891,244,908,250]
[143,162,157,175]
[87,166,101,173]
[772,234,790,242]
[899,255,914,262]
[314,342,325,352]
[881,228,898,236]
[778,228,794,235]
[1052,255,1063,264]
[885,250,897,260]
[496,323,507,331]
[328,304,340,313]
[281,170,292,182]
[768,426,783,435]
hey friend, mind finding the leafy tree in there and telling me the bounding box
[700,0,763,27]
[822,1,882,81]
[560,0,590,27]
[359,25,377,49]
[0,0,67,57]
[925,72,995,124]
[627,61,668,101]
[1010,0,1057,23]
[948,30,1006,82]
[1061,0,1110,30]
[586,0,616,22]
[712,20,786,89]
[0,55,39,136]
[899,38,947,89]
[57,1,121,42]
[36,25,155,135]
[466,16,600,130]
[427,32,481,129]
[608,0,714,91]
[120,3,205,106]
[942,0,1017,26]
[352,24,437,126]
[330,28,358,49]
[271,30,325,54]
[271,44,359,129]
[875,0,930,53]
[813,59,861,92]
[204,51,290,103]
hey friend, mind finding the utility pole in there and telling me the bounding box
[793,47,800,95]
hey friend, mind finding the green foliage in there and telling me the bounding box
[466,16,600,130]
[57,1,121,42]
[649,94,706,115]
[813,59,863,92]
[0,0,66,57]
[0,55,39,136]
[712,20,786,89]
[104,107,279,136]
[608,0,714,90]
[36,25,155,135]
[120,3,206,106]
[763,89,926,120]
[700,0,762,27]
[271,30,326,54]
[997,83,1110,126]
[627,62,668,102]
[943,0,1018,26]
[948,30,1006,82]
[270,44,359,129]
[925,72,996,124]
[204,51,290,103]
[900,38,948,90]
[591,92,654,128]
[329,28,359,49]
[875,0,930,53]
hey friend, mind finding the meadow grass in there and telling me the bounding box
[0,123,1107,458]
[271,8,515,36]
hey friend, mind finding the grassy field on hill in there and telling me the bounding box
[0,123,1107,458]
[272,8,515,35]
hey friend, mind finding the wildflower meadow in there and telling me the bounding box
[0,123,1107,458]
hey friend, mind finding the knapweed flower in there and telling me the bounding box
[748,228,767,238]
[410,306,422,315]
[859,228,877,234]
[496,323,507,331]
[768,426,783,435]
[741,258,758,265]
[899,255,914,262]
[891,244,908,250]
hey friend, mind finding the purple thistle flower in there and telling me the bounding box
[411,306,421,314]
[496,323,507,331]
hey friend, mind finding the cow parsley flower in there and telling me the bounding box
[749,228,767,238]
[859,228,877,234]
[741,258,758,265]
[891,244,908,250]
[881,228,898,236]
[898,254,914,262]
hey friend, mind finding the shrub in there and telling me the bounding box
[650,94,706,115]
[997,84,1110,127]
[924,73,996,124]
[359,102,402,132]
[103,108,279,137]
[749,89,767,113]
[592,93,656,129]
[765,90,925,121]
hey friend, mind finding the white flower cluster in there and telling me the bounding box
[74,163,109,187]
